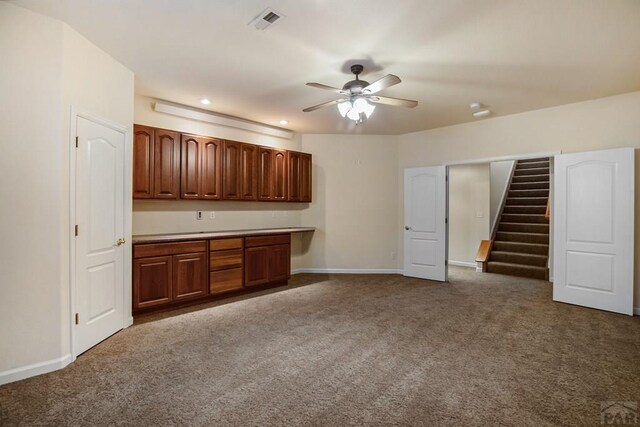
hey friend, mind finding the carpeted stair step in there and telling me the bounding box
[509,181,550,190]
[486,261,547,280]
[498,222,550,233]
[511,174,551,183]
[489,251,548,267]
[516,161,549,170]
[518,157,550,163]
[506,197,548,206]
[492,241,549,255]
[513,167,550,176]
[502,205,547,214]
[508,189,549,198]
[495,231,549,244]
[500,214,548,224]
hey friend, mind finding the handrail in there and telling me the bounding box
[545,198,550,221]
[475,240,493,263]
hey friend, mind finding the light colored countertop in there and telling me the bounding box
[132,227,316,244]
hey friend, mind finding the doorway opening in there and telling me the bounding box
[446,155,554,281]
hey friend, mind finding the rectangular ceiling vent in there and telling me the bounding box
[249,8,285,31]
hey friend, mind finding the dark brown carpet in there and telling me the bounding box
[1,267,639,426]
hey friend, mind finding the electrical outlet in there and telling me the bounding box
[210,211,216,219]
[196,211,203,220]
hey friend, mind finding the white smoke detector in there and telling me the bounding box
[249,8,285,31]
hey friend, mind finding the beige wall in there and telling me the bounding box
[398,91,640,307]
[448,164,490,265]
[0,3,134,378]
[132,94,309,268]
[299,134,399,271]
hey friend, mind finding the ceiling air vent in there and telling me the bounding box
[249,8,285,31]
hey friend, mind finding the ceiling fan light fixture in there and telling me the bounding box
[346,107,361,121]
[337,100,352,117]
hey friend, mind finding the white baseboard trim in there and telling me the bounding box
[634,307,640,316]
[448,260,477,269]
[291,268,402,275]
[0,353,72,386]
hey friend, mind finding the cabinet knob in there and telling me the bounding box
[116,238,126,246]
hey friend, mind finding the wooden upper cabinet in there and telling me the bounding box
[288,151,301,202]
[153,129,180,199]
[258,147,274,201]
[272,149,288,201]
[241,144,258,200]
[288,151,312,202]
[133,125,154,199]
[222,140,242,200]
[201,138,222,200]
[300,153,312,202]
[180,134,202,199]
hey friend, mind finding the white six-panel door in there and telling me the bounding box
[75,116,126,354]
[553,147,634,315]
[403,166,447,281]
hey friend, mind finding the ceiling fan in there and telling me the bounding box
[303,64,418,124]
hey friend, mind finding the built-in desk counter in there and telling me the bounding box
[132,227,314,314]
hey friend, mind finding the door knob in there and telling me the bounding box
[116,238,126,246]
[405,226,412,230]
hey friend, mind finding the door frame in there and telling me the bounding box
[68,106,133,360]
[442,151,561,279]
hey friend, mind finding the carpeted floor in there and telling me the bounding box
[1,267,639,426]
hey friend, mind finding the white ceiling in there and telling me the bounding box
[13,0,640,135]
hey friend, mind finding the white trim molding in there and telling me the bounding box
[291,268,402,275]
[0,354,72,386]
[154,100,294,139]
[447,260,477,269]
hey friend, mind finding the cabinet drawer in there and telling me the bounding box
[210,249,243,271]
[245,234,290,248]
[134,240,207,258]
[210,268,243,294]
[210,238,243,251]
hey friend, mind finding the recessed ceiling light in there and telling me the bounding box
[279,120,289,125]
[472,109,492,118]
[200,98,211,105]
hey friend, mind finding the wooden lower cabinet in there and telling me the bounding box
[133,241,208,311]
[173,253,208,301]
[245,246,270,287]
[209,238,244,295]
[133,255,172,309]
[245,234,291,287]
[133,234,292,314]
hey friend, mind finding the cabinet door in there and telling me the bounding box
[181,134,202,199]
[202,138,223,200]
[241,143,258,200]
[154,129,180,199]
[133,255,172,309]
[133,125,154,199]
[269,244,291,282]
[300,153,312,202]
[272,149,288,201]
[222,140,242,200]
[245,246,270,286]
[173,252,208,301]
[258,147,274,201]
[288,151,301,202]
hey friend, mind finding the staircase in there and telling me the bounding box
[487,158,550,280]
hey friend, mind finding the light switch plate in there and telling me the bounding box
[196,211,203,220]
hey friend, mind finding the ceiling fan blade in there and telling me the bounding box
[302,99,341,112]
[368,95,418,108]
[306,83,347,95]
[362,74,401,94]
